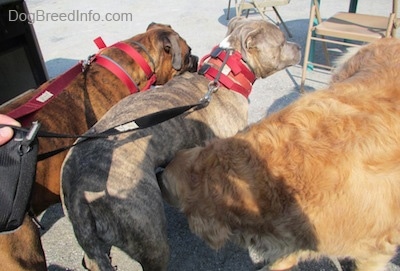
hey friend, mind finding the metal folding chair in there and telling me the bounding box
[300,0,399,92]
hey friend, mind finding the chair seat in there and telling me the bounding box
[316,12,392,43]
[235,0,292,37]
[246,0,290,8]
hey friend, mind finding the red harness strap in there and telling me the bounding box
[7,37,156,120]
[202,65,252,98]
[215,49,256,83]
[112,42,156,89]
[93,37,156,92]
[7,63,82,119]
[198,47,256,98]
[95,55,139,93]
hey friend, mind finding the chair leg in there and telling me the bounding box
[251,1,269,20]
[235,0,241,18]
[272,7,292,38]
[300,40,312,93]
[227,0,232,20]
[321,38,331,67]
[300,5,317,93]
[386,13,396,37]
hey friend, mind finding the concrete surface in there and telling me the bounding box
[21,0,400,270]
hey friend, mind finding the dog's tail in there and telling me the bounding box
[330,47,361,84]
[332,47,360,71]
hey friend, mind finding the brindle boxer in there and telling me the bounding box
[0,23,197,271]
[61,17,300,271]
[1,22,197,214]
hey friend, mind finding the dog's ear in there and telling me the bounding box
[147,22,172,30]
[243,23,284,50]
[157,167,184,208]
[226,16,245,36]
[163,34,183,70]
[243,27,264,50]
[158,147,203,207]
[147,22,157,30]
[185,147,232,249]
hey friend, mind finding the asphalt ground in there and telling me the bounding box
[20,0,400,270]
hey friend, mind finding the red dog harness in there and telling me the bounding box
[198,46,256,98]
[7,36,156,120]
[93,37,156,93]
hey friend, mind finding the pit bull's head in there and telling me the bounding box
[219,17,301,78]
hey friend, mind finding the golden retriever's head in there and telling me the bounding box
[157,147,202,208]
[157,146,233,249]
[157,139,275,250]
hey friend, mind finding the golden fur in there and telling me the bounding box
[159,37,400,271]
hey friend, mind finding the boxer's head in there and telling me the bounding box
[132,22,198,85]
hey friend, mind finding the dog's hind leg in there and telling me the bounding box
[128,240,169,271]
[82,249,114,271]
[64,190,115,271]
[120,220,170,271]
[74,217,115,271]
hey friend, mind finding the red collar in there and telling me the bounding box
[198,46,256,98]
[93,37,156,93]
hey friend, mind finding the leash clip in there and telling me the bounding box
[200,81,219,107]
[18,121,41,155]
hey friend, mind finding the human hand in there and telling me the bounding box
[0,114,21,145]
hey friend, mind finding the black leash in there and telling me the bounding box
[1,102,204,161]
[37,102,208,160]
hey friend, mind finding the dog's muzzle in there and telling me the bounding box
[188,55,199,73]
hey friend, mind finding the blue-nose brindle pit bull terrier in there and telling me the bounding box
[61,17,301,271]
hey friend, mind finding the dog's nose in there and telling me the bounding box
[286,42,302,65]
[294,44,302,64]
[189,55,199,72]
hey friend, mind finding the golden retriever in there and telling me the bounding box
[157,37,400,271]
